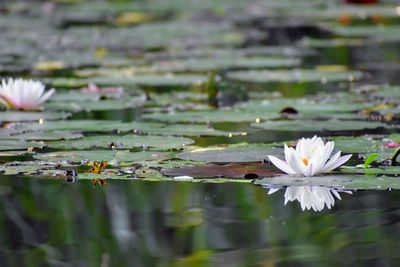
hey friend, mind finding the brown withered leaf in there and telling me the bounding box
[162,163,281,179]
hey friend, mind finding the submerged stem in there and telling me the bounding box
[390,147,400,165]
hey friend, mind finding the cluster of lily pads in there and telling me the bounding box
[1,0,400,211]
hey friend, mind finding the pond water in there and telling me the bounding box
[1,0,400,266]
[1,177,400,266]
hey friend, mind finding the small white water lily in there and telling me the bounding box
[0,78,55,111]
[268,186,352,212]
[268,135,352,177]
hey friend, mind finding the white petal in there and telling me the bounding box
[322,154,352,173]
[38,88,55,104]
[290,152,310,176]
[320,151,341,172]
[268,155,296,175]
[331,190,341,200]
[305,163,314,177]
[267,188,280,194]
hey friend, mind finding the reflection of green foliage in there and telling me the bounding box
[0,177,400,266]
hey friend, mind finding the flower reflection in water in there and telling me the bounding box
[267,186,353,212]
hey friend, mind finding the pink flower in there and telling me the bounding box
[0,78,55,111]
[80,83,124,95]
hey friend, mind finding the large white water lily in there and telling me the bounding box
[0,78,55,111]
[267,186,352,212]
[268,135,352,177]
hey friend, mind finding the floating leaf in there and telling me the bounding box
[254,174,400,190]
[0,150,36,157]
[0,111,70,122]
[226,69,362,83]
[45,97,146,112]
[0,140,45,151]
[162,163,280,178]
[132,124,239,137]
[89,74,208,87]
[143,109,279,123]
[33,150,173,165]
[340,166,400,176]
[178,146,282,163]
[151,57,301,72]
[0,162,50,175]
[15,120,234,137]
[299,37,365,48]
[332,135,399,162]
[16,120,152,133]
[47,135,194,150]
[9,131,83,141]
[331,25,400,41]
[251,119,390,132]
[370,85,400,100]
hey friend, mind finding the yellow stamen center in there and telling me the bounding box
[302,158,309,166]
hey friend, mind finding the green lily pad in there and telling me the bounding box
[33,150,173,165]
[44,78,88,89]
[49,90,129,102]
[0,128,25,138]
[370,85,400,100]
[226,69,362,83]
[47,135,194,150]
[0,140,45,151]
[45,73,208,89]
[0,151,36,157]
[254,174,400,190]
[49,91,103,102]
[89,74,208,87]
[331,25,400,42]
[0,111,70,122]
[251,119,390,132]
[143,95,366,123]
[295,5,400,20]
[332,135,399,162]
[133,124,239,137]
[15,120,234,137]
[0,161,62,175]
[0,164,42,175]
[178,146,282,163]
[143,109,279,123]
[151,57,301,72]
[340,166,400,176]
[299,37,365,48]
[148,94,367,122]
[16,120,149,133]
[241,96,367,114]
[9,131,83,141]
[45,97,146,112]
[74,172,134,180]
[149,46,315,60]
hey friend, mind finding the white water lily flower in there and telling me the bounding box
[268,135,352,177]
[268,186,352,212]
[0,78,55,110]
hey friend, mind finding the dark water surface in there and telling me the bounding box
[1,177,399,267]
